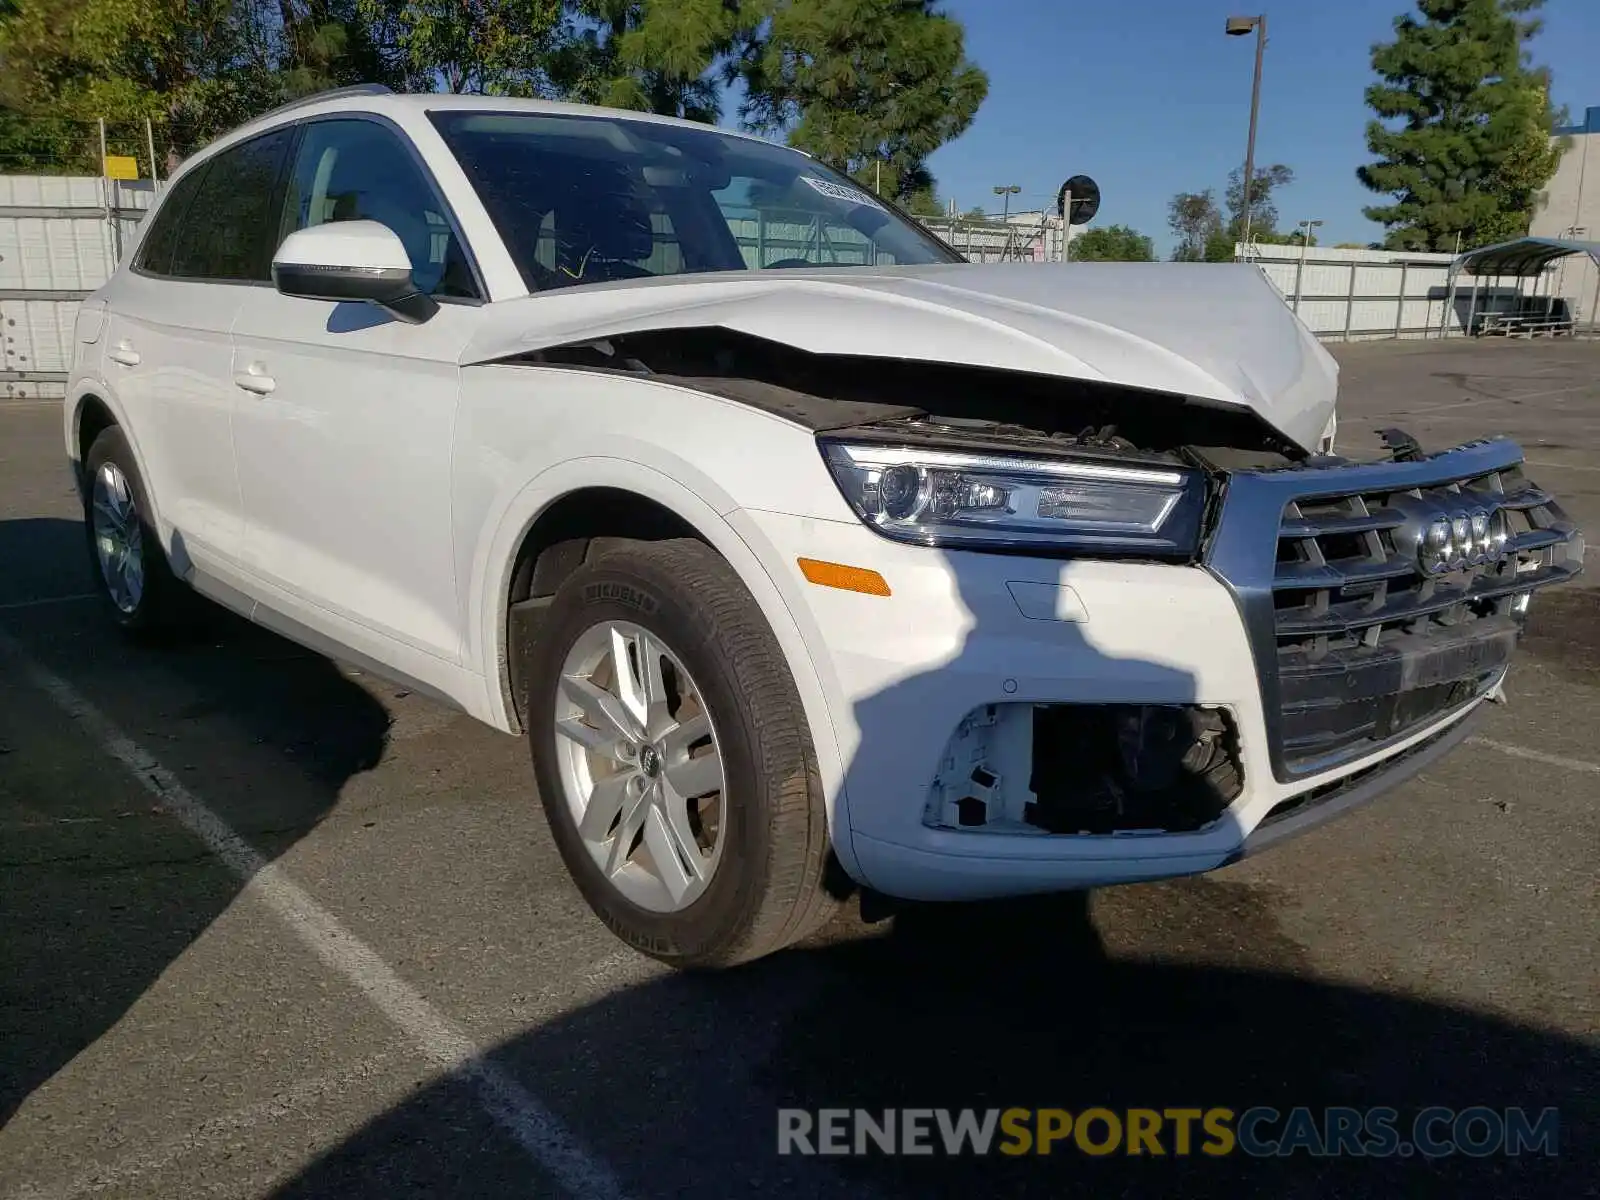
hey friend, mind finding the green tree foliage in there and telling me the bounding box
[1069,224,1155,262]
[1167,190,1222,261]
[0,0,989,198]
[900,186,944,217]
[276,1,398,97]
[1358,0,1565,251]
[1474,82,1565,243]
[738,0,987,204]
[0,0,398,169]
[1,0,261,167]
[1224,162,1294,237]
[545,0,746,120]
[1168,164,1296,261]
[359,0,563,96]
[1201,229,1238,262]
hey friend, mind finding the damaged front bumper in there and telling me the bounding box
[734,437,1582,902]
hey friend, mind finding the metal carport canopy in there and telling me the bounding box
[1450,236,1600,277]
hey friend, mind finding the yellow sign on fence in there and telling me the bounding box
[103,155,139,180]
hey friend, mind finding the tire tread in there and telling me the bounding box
[536,538,842,967]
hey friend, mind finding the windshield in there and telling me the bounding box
[429,110,962,292]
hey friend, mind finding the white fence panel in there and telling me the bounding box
[4,297,79,371]
[2,175,153,397]
[0,216,118,291]
[1238,245,1549,340]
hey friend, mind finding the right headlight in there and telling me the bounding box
[819,440,1206,556]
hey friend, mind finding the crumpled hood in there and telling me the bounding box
[461,262,1339,452]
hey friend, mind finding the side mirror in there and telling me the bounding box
[271,220,438,324]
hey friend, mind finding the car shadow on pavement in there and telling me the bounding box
[270,887,1595,1199]
[273,551,1590,1199]
[0,515,392,1126]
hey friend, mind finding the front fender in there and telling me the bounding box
[471,453,861,880]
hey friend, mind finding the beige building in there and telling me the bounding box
[1533,105,1599,323]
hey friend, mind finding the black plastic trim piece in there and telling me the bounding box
[1230,703,1486,860]
[271,261,440,324]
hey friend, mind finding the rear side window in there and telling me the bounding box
[167,129,293,282]
[134,164,209,276]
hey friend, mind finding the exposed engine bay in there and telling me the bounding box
[927,702,1245,838]
[517,326,1308,475]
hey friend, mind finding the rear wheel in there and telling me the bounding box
[526,538,841,967]
[82,425,188,634]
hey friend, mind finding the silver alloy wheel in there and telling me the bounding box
[90,461,144,615]
[552,620,727,913]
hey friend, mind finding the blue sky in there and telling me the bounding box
[924,0,1600,253]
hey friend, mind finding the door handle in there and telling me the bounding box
[107,342,140,367]
[233,366,276,396]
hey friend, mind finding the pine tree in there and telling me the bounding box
[738,0,987,204]
[1358,0,1565,251]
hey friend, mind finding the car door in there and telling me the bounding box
[100,127,292,574]
[230,116,485,666]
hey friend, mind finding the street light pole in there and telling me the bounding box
[993,184,1020,221]
[1226,15,1268,251]
[1293,218,1323,314]
[992,185,1021,260]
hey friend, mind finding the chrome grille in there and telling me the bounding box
[1271,464,1573,659]
[1205,439,1584,781]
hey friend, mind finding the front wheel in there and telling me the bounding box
[525,538,841,967]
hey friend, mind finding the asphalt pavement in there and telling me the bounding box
[2,338,1596,1199]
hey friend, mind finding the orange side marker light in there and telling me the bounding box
[797,558,892,597]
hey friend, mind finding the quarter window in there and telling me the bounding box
[278,119,478,299]
[133,162,210,276]
[167,129,293,282]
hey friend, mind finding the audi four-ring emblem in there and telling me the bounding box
[1415,504,1510,574]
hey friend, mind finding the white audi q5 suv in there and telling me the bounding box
[66,86,1583,966]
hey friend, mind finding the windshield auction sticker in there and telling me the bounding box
[799,176,884,210]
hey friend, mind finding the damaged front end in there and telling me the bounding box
[517,326,1583,845]
[907,427,1582,841]
[927,702,1245,837]
[1206,435,1584,783]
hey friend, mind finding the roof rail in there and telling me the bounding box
[248,82,395,125]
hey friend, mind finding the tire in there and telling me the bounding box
[82,425,189,635]
[526,538,842,967]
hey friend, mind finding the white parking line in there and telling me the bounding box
[1470,737,1600,775]
[9,1053,400,1200]
[0,631,629,1200]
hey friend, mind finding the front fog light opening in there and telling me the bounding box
[925,703,1242,836]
